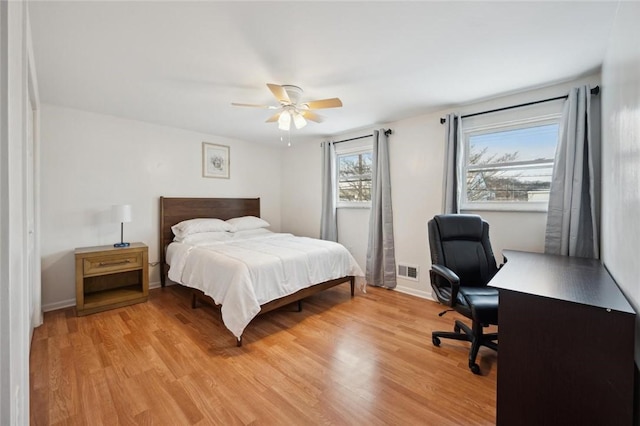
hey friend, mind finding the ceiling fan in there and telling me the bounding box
[232,84,343,131]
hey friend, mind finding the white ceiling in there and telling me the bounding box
[28,1,620,145]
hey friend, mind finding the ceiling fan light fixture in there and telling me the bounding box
[233,83,342,130]
[278,111,291,131]
[293,112,307,129]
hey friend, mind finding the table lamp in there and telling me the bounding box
[112,204,132,247]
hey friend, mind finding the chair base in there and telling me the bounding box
[432,319,498,374]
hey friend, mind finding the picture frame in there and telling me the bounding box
[202,142,230,179]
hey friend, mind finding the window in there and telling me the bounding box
[462,114,561,211]
[337,148,372,207]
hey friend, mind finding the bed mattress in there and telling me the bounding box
[167,231,364,338]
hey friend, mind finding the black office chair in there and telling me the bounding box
[428,214,499,374]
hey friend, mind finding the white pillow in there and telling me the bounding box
[175,231,232,245]
[171,218,232,238]
[226,216,270,232]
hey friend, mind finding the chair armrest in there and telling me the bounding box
[431,264,461,307]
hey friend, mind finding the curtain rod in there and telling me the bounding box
[439,86,600,124]
[330,128,393,145]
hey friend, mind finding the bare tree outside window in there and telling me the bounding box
[467,146,523,201]
[465,123,558,204]
[338,152,372,202]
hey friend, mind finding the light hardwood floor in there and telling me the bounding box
[30,284,497,425]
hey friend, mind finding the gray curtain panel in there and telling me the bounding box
[442,113,461,214]
[545,85,600,258]
[320,141,338,241]
[366,130,397,288]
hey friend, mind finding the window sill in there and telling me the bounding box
[337,204,371,209]
[461,202,548,213]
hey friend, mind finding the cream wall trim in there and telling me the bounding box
[42,299,75,313]
[393,285,434,301]
[1,1,34,423]
[43,281,163,312]
[46,282,432,311]
[26,8,42,331]
[0,1,10,420]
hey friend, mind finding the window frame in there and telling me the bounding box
[460,113,562,212]
[335,145,373,209]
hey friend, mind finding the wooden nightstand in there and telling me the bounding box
[75,242,149,316]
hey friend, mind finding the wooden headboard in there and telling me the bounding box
[159,197,260,286]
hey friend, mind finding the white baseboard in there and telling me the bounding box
[150,280,177,289]
[43,281,420,312]
[393,284,435,301]
[42,298,75,312]
[43,280,167,313]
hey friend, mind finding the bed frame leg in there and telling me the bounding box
[297,300,302,312]
[350,277,355,297]
[191,292,197,309]
[236,336,242,347]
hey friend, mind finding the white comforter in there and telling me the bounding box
[167,232,364,338]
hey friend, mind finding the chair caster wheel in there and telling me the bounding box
[432,336,441,346]
[469,363,481,375]
[454,324,461,333]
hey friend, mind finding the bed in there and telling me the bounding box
[159,197,364,346]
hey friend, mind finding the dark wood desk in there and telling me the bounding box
[490,250,636,426]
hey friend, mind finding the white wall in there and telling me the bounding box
[40,105,283,310]
[281,138,322,239]
[281,74,600,299]
[601,1,640,365]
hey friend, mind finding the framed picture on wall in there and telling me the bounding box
[202,142,230,179]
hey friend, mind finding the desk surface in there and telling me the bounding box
[489,250,634,315]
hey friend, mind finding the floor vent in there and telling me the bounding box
[398,263,419,281]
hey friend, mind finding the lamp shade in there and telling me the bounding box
[112,204,132,223]
[293,112,307,129]
[278,111,291,131]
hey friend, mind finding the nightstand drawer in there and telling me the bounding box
[83,252,143,276]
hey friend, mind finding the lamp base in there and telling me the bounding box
[114,242,130,248]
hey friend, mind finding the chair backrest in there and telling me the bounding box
[428,214,498,288]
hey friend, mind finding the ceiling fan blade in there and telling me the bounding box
[231,102,278,109]
[302,110,324,123]
[304,98,343,110]
[267,84,290,103]
[265,112,281,123]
